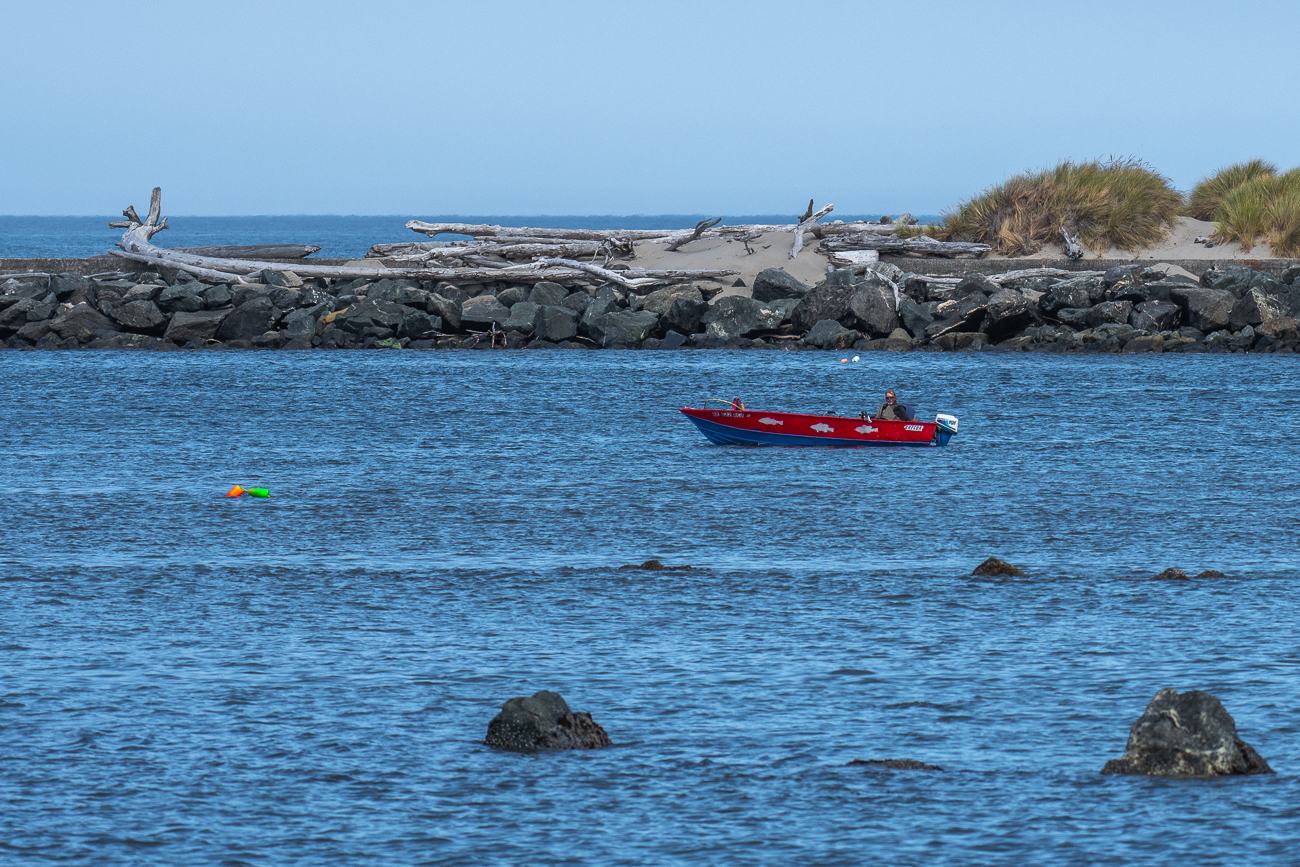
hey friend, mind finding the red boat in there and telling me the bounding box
[680,406,960,447]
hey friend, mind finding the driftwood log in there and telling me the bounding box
[405,216,905,247]
[1061,228,1084,260]
[405,222,677,242]
[664,217,723,252]
[108,188,735,287]
[366,239,632,263]
[820,232,991,259]
[825,250,880,268]
[403,205,928,266]
[175,244,321,260]
[789,202,835,259]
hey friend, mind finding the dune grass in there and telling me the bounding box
[1185,159,1277,221]
[934,159,1182,256]
[1207,165,1300,255]
[1267,173,1300,258]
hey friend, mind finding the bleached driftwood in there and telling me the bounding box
[989,267,1103,282]
[109,188,732,287]
[790,201,834,259]
[531,258,735,290]
[175,244,321,260]
[405,206,925,265]
[826,250,880,267]
[405,222,679,241]
[366,239,632,263]
[1061,227,1083,260]
[820,232,991,259]
[664,217,723,252]
[405,217,905,247]
[113,244,734,288]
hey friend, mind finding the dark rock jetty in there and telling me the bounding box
[484,690,611,751]
[1101,688,1272,777]
[4,261,1300,351]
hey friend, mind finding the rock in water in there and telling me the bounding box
[1101,688,1272,776]
[847,758,943,771]
[972,557,1025,576]
[484,690,611,751]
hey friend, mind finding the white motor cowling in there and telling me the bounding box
[935,414,959,434]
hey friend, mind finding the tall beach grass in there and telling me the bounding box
[1191,162,1300,255]
[934,159,1182,256]
[1185,159,1277,221]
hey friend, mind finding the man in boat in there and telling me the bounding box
[873,390,912,421]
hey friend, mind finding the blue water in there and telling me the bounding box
[2,351,1299,866]
[0,214,942,261]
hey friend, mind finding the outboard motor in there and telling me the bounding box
[934,414,960,446]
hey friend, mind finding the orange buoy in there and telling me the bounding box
[225,485,244,497]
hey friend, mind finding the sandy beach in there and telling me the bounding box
[628,216,1288,292]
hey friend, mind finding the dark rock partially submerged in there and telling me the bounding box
[1153,568,1228,580]
[972,557,1025,577]
[619,559,694,571]
[848,758,943,771]
[484,690,611,751]
[1101,688,1272,777]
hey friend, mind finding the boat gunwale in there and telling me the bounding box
[680,407,937,432]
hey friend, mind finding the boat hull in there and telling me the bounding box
[681,407,956,447]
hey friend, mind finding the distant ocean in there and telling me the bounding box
[0,214,943,260]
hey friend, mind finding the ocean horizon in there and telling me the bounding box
[0,214,943,260]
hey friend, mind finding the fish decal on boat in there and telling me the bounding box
[856,424,877,434]
[811,423,834,433]
[758,417,783,426]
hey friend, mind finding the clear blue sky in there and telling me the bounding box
[4,0,1298,216]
